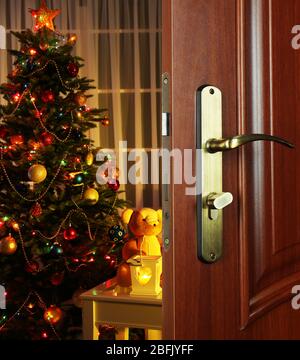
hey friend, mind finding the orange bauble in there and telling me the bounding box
[43,305,63,325]
[122,240,140,261]
[116,263,132,287]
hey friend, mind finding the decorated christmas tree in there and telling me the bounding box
[0,1,126,340]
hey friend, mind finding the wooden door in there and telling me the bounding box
[162,0,300,339]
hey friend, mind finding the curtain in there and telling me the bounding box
[0,0,162,208]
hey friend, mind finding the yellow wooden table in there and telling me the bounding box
[80,279,162,340]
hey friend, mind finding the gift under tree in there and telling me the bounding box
[0,0,126,340]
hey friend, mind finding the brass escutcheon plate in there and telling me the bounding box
[196,86,223,263]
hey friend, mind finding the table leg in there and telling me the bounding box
[145,329,162,340]
[82,300,98,340]
[115,327,129,340]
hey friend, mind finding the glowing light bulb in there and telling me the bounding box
[29,48,37,56]
[32,142,41,151]
[69,35,77,43]
[11,221,20,231]
[13,93,21,103]
[9,242,16,250]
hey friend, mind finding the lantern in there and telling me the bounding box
[128,255,162,296]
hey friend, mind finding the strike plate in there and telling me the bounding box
[162,73,171,252]
[197,86,223,263]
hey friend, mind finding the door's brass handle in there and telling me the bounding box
[206,134,294,153]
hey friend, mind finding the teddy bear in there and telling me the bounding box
[116,208,162,288]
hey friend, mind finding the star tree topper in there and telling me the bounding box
[29,0,61,32]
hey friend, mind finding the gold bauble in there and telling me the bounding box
[28,164,47,183]
[83,188,99,205]
[85,152,94,166]
[43,305,63,325]
[0,235,17,255]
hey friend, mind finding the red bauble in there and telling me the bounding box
[25,261,40,274]
[44,306,63,325]
[108,180,120,192]
[63,227,78,241]
[40,132,54,146]
[50,272,64,286]
[41,90,55,103]
[67,63,79,77]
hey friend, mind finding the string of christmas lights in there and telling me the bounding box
[4,215,92,275]
[33,208,96,242]
[1,88,36,120]
[63,257,87,273]
[30,93,74,143]
[0,148,68,203]
[23,59,80,91]
[1,88,30,119]
[1,87,76,144]
[0,291,61,340]
[16,226,51,273]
